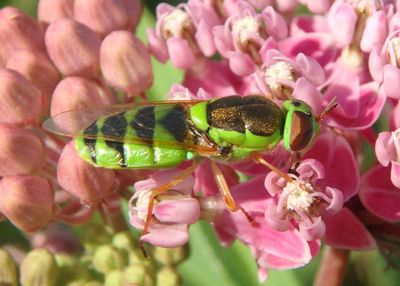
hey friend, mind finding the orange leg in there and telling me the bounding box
[253,154,293,183]
[140,161,199,257]
[210,161,258,227]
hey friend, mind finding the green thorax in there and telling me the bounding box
[189,95,285,160]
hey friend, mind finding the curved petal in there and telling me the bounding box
[375,132,396,167]
[323,208,376,250]
[324,187,344,214]
[140,224,189,248]
[383,64,400,99]
[167,37,196,69]
[228,52,255,76]
[304,131,360,201]
[295,53,325,86]
[155,198,200,224]
[391,161,400,189]
[299,217,326,240]
[360,165,400,221]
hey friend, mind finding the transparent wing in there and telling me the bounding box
[43,101,219,155]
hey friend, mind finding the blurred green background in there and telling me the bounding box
[0,0,399,285]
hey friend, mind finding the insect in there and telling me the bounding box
[44,95,336,246]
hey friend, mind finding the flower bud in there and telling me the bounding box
[92,245,126,274]
[0,69,43,126]
[74,0,142,37]
[100,31,153,94]
[105,270,124,286]
[156,266,179,286]
[54,254,89,285]
[112,231,135,252]
[7,51,60,113]
[20,249,58,286]
[0,7,45,67]
[0,248,18,286]
[153,246,187,266]
[50,77,115,116]
[38,0,74,24]
[57,141,116,203]
[81,223,111,253]
[0,175,54,232]
[45,18,101,77]
[0,124,44,176]
[123,264,154,286]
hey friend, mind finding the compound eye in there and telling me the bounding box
[290,111,314,152]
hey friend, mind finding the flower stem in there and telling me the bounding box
[314,247,350,286]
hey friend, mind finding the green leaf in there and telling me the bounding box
[350,250,400,286]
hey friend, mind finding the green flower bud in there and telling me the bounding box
[68,281,102,286]
[156,267,180,286]
[20,249,58,286]
[112,232,135,252]
[92,245,126,274]
[123,264,153,286]
[55,254,90,285]
[0,248,18,286]
[104,270,124,286]
[153,246,187,266]
[81,224,111,254]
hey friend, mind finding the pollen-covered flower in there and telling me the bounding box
[213,3,287,76]
[264,158,343,240]
[129,169,200,248]
[147,1,221,69]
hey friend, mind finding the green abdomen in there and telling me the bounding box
[75,105,191,169]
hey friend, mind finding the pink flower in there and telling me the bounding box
[213,3,287,76]
[264,158,344,240]
[211,176,319,278]
[129,169,200,248]
[375,126,400,188]
[147,2,221,69]
[253,49,325,103]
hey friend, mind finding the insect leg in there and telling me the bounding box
[210,161,258,227]
[140,161,199,256]
[253,154,294,183]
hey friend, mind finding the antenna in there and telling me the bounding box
[316,96,338,122]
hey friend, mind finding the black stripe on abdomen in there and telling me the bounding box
[159,105,188,142]
[101,112,128,167]
[130,106,155,141]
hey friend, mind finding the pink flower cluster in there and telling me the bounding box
[1,0,400,282]
[0,0,147,233]
[131,0,400,279]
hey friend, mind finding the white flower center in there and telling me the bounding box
[232,16,261,45]
[162,9,193,39]
[265,61,296,97]
[284,180,314,211]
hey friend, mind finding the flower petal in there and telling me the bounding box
[140,224,189,248]
[154,198,200,224]
[323,208,376,250]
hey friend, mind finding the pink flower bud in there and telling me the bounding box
[6,51,60,113]
[100,31,153,95]
[74,0,142,37]
[0,69,43,126]
[0,7,45,67]
[45,18,101,77]
[0,175,54,232]
[50,77,116,116]
[57,141,116,203]
[38,0,74,24]
[0,124,44,176]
